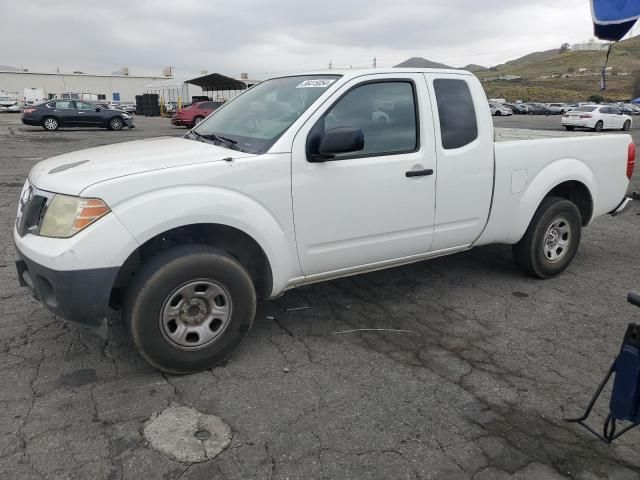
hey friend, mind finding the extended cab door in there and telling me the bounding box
[291,73,436,276]
[425,73,494,250]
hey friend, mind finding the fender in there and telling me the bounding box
[109,185,301,296]
[477,158,597,246]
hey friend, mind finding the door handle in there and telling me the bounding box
[405,168,433,177]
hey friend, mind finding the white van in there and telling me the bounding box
[23,88,47,105]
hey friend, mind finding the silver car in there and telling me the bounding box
[489,102,513,116]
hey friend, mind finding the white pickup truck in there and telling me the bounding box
[14,68,634,373]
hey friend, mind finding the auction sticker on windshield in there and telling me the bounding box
[296,79,336,89]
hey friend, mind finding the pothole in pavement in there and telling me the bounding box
[143,405,231,463]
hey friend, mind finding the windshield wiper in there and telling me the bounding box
[201,133,238,149]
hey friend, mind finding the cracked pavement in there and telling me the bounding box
[0,114,639,479]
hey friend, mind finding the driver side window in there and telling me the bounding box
[322,81,418,159]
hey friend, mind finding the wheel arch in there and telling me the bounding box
[110,222,273,309]
[486,158,597,245]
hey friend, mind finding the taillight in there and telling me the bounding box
[580,114,592,119]
[22,108,36,114]
[627,142,636,179]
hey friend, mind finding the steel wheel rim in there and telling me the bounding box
[44,118,57,129]
[543,216,571,263]
[159,279,233,350]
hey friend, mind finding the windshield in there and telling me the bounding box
[573,106,597,112]
[192,75,341,154]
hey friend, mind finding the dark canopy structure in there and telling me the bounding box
[186,73,248,93]
[591,0,640,41]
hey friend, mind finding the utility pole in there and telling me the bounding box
[373,57,377,68]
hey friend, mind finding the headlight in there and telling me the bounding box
[40,195,110,238]
[122,113,131,119]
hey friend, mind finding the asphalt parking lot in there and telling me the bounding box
[1,113,639,480]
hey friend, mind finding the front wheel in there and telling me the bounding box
[124,245,257,373]
[564,126,575,131]
[512,196,582,279]
[108,117,124,131]
[594,120,604,132]
[622,120,631,131]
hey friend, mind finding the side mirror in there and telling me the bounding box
[95,107,101,112]
[309,127,364,162]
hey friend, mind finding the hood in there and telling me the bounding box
[30,137,254,195]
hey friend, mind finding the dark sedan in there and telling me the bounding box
[526,103,550,115]
[22,100,135,131]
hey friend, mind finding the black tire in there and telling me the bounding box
[564,126,575,131]
[512,196,582,279]
[594,120,604,132]
[42,116,59,131]
[108,116,124,131]
[123,244,257,374]
[495,111,502,116]
[192,115,204,127]
[622,120,631,131]
[545,110,551,116]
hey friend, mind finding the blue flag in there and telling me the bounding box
[592,0,640,40]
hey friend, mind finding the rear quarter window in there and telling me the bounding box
[433,79,478,149]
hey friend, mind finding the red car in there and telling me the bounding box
[171,100,224,128]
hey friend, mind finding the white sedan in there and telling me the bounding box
[489,102,513,116]
[562,105,632,132]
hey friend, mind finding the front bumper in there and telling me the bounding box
[123,117,135,128]
[171,117,190,126]
[15,243,118,326]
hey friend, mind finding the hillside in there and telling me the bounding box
[395,57,451,69]
[477,35,640,102]
[464,64,488,72]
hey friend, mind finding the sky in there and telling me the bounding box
[0,0,629,79]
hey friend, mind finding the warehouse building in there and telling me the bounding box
[0,69,175,103]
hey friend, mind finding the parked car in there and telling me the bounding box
[526,103,550,115]
[170,100,224,128]
[489,102,513,116]
[562,105,632,132]
[505,103,528,114]
[616,103,636,115]
[13,69,633,373]
[547,103,568,114]
[21,100,135,131]
[0,94,21,112]
[23,88,47,106]
[118,103,136,114]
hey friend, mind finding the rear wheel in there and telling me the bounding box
[495,111,502,116]
[124,245,257,373]
[594,120,604,132]
[108,117,124,131]
[192,115,204,127]
[42,116,59,131]
[622,120,631,131]
[513,196,582,279]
